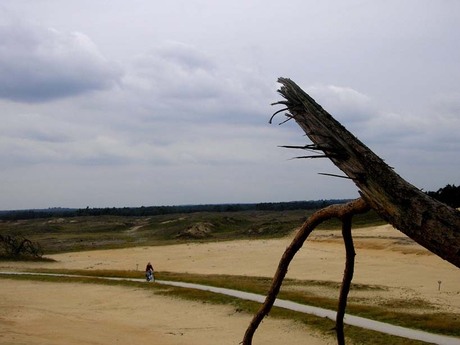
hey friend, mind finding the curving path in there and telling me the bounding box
[1,271,459,345]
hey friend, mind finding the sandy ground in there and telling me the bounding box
[0,280,331,345]
[1,224,459,344]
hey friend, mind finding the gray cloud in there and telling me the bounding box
[0,22,121,103]
[0,1,459,209]
[304,85,375,124]
[122,42,273,125]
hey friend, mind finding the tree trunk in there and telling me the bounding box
[275,78,460,268]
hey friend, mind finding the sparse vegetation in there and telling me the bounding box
[0,209,386,254]
[0,234,46,260]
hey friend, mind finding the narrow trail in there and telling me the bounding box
[1,271,459,345]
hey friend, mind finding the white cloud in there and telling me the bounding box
[122,41,273,123]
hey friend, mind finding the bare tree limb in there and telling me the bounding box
[336,214,355,345]
[242,198,369,345]
[275,77,460,268]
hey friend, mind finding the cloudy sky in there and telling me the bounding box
[1,1,459,210]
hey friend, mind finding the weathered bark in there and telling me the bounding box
[275,78,460,268]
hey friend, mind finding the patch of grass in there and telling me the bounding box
[377,298,436,310]
[346,305,460,337]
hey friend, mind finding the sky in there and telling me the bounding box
[0,1,459,210]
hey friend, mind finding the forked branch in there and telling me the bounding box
[242,198,369,345]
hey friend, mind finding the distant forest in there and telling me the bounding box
[0,199,348,221]
[1,184,458,221]
[426,184,460,208]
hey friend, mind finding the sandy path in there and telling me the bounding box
[1,224,459,344]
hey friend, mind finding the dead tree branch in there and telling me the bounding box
[275,77,460,268]
[336,214,355,345]
[242,198,369,345]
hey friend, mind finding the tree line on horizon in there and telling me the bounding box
[425,184,460,208]
[0,199,349,220]
[1,184,458,221]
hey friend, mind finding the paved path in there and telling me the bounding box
[1,271,459,345]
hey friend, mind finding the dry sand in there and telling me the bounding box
[0,280,331,345]
[1,224,459,344]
